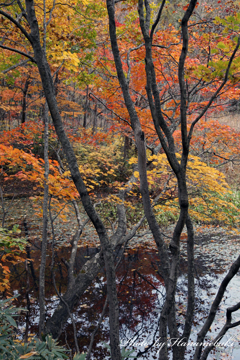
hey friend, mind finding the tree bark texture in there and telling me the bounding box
[39,102,49,336]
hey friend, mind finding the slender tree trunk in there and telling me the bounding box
[83,85,88,128]
[39,0,49,335]
[21,77,29,124]
[92,100,97,135]
[24,3,121,358]
[39,102,49,336]
[178,214,195,359]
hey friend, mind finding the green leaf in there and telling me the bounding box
[5,315,17,328]
[233,36,239,43]
[73,353,87,360]
[217,42,226,50]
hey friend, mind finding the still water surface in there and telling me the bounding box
[11,229,240,359]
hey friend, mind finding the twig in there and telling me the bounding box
[0,44,36,62]
[89,93,131,126]
[2,59,30,73]
[200,301,240,360]
[126,44,144,84]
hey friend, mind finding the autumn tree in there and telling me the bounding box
[0,0,105,131]
[106,0,240,360]
[0,1,125,358]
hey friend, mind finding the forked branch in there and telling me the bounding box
[200,301,240,360]
[194,253,240,360]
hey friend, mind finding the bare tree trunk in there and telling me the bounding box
[106,2,197,360]
[39,102,49,336]
[92,99,97,135]
[23,2,121,358]
[21,77,29,124]
[39,0,49,336]
[83,85,88,128]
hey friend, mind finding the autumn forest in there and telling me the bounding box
[0,0,240,359]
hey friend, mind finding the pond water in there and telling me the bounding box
[8,227,240,359]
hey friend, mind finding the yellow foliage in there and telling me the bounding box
[129,153,239,225]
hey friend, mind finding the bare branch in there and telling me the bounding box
[194,253,240,360]
[178,0,198,162]
[0,1,16,7]
[46,0,56,27]
[150,0,167,40]
[89,92,131,126]
[0,9,32,43]
[126,43,144,84]
[16,0,28,20]
[0,44,36,62]
[152,41,181,49]
[1,59,30,73]
[200,301,240,360]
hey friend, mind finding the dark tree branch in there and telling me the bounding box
[16,0,28,20]
[89,92,131,126]
[200,301,240,360]
[126,43,144,84]
[138,0,180,177]
[1,59,30,73]
[150,0,166,40]
[0,44,36,62]
[152,41,181,49]
[194,253,240,360]
[178,0,198,166]
[0,1,16,6]
[0,9,32,43]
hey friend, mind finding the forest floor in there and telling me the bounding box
[1,195,239,252]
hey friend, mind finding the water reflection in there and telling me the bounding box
[9,236,240,359]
